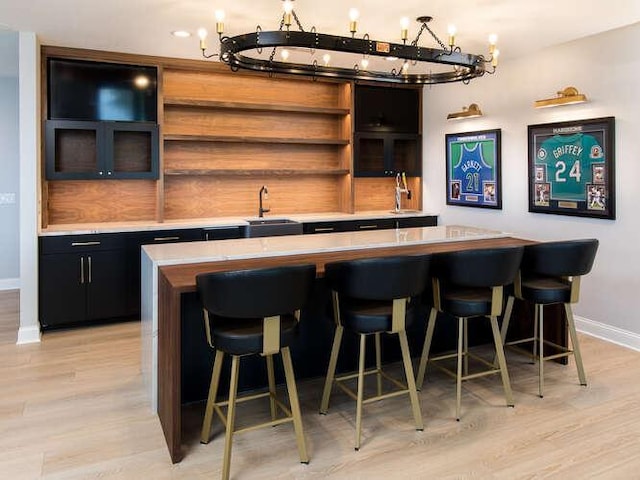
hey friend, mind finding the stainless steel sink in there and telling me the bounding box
[244,218,303,238]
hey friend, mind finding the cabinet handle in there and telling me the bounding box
[88,256,92,284]
[358,224,378,230]
[205,232,209,241]
[153,236,180,242]
[314,227,334,232]
[71,241,101,247]
[98,171,104,176]
[80,257,85,284]
[107,171,112,176]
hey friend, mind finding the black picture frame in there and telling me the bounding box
[445,129,502,209]
[528,116,615,220]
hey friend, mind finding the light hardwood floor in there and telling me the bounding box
[1,289,639,479]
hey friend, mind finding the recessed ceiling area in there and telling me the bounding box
[0,0,639,64]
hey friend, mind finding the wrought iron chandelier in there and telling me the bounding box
[198,1,499,85]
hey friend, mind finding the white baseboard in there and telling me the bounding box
[0,278,20,291]
[17,325,41,344]
[575,315,640,352]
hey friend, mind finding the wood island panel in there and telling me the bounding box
[155,235,534,463]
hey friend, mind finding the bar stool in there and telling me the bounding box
[196,264,316,480]
[319,255,430,450]
[500,239,599,398]
[416,246,523,421]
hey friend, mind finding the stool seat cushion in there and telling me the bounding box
[210,314,299,356]
[340,298,417,334]
[520,275,571,305]
[441,286,493,318]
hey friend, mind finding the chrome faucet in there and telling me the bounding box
[395,172,411,212]
[259,185,270,217]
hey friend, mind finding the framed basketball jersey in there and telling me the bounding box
[446,129,502,209]
[528,117,615,220]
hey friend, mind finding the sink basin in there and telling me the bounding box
[244,218,303,238]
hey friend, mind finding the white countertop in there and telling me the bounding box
[142,225,509,267]
[39,210,438,236]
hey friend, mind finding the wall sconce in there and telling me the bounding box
[447,103,483,120]
[534,86,587,108]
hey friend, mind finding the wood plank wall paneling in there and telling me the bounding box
[354,177,422,212]
[47,180,157,224]
[163,69,343,108]
[163,176,340,219]
[163,142,342,171]
[163,106,343,140]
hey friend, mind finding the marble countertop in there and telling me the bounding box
[142,225,509,267]
[40,210,438,236]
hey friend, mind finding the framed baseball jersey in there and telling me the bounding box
[446,129,502,209]
[528,117,615,219]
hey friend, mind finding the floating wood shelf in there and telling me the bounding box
[164,97,350,116]
[163,134,350,145]
[164,168,351,177]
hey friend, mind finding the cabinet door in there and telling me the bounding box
[354,133,421,177]
[85,250,130,321]
[39,253,86,327]
[391,134,422,176]
[104,122,159,179]
[396,216,437,228]
[45,120,104,180]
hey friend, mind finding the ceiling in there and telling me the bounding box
[1,0,639,69]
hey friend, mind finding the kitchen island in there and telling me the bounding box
[141,225,533,462]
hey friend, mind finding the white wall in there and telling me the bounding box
[422,23,640,345]
[0,31,19,288]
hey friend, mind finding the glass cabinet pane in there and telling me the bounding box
[393,137,420,174]
[53,127,98,174]
[356,136,386,173]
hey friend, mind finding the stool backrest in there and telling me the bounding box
[325,255,430,300]
[432,246,524,288]
[196,264,316,318]
[520,239,599,277]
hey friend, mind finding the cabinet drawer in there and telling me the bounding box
[133,228,203,245]
[303,221,350,234]
[396,216,437,228]
[40,233,126,254]
[203,226,242,241]
[351,219,396,231]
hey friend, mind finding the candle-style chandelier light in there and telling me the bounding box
[198,1,500,85]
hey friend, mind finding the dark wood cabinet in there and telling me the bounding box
[39,234,129,329]
[353,85,421,178]
[45,120,159,180]
[354,133,421,177]
[303,215,437,234]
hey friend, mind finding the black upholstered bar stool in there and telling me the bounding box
[319,255,430,450]
[500,239,599,398]
[196,264,316,480]
[416,246,523,421]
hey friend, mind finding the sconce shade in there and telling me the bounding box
[447,103,483,120]
[534,86,587,108]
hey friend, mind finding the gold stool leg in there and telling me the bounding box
[320,325,344,414]
[456,316,464,421]
[221,355,240,480]
[281,346,310,464]
[398,330,424,431]
[500,296,515,345]
[266,354,277,421]
[538,304,545,398]
[201,349,224,444]
[416,308,437,390]
[565,304,587,386]
[490,315,514,407]
[532,302,539,364]
[375,332,382,397]
[463,318,469,377]
[355,333,367,450]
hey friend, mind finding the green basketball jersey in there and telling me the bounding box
[536,133,604,201]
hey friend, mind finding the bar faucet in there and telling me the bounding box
[259,185,270,217]
[395,172,411,212]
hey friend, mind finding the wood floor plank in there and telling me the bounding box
[1,290,639,479]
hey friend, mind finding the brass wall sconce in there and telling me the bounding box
[447,103,483,120]
[534,86,587,108]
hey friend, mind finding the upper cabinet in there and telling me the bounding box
[44,58,160,181]
[45,120,159,180]
[353,85,422,177]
